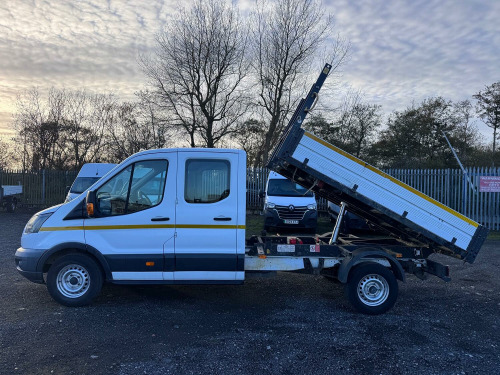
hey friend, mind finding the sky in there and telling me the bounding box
[0,0,499,141]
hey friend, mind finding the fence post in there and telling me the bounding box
[42,169,46,205]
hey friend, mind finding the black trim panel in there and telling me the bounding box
[105,254,169,272]
[104,253,239,272]
[237,254,245,272]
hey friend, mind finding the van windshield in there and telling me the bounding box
[70,177,100,194]
[267,179,314,197]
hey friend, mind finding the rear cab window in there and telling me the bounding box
[184,159,230,203]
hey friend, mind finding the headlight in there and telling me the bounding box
[24,213,53,234]
[307,204,317,210]
[266,203,276,209]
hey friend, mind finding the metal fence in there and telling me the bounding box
[0,169,78,207]
[386,167,500,231]
[1,167,499,230]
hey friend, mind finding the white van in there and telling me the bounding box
[261,172,317,232]
[65,163,116,202]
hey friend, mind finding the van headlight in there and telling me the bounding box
[307,204,317,210]
[24,213,53,234]
[266,203,276,209]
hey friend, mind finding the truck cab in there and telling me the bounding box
[16,149,246,306]
[262,172,317,232]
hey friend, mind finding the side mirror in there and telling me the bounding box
[65,186,70,195]
[85,190,98,218]
[258,190,265,199]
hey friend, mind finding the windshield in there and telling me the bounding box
[267,179,313,197]
[70,177,100,194]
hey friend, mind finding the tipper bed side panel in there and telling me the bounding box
[294,132,477,250]
[269,129,488,263]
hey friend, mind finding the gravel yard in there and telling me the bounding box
[1,209,499,374]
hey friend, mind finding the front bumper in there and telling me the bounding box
[15,247,45,284]
[264,209,317,229]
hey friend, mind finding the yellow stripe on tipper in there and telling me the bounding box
[303,131,478,228]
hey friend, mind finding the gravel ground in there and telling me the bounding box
[1,209,499,375]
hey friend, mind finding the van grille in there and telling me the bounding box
[275,205,308,220]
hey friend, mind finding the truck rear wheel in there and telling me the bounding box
[345,263,398,315]
[47,254,103,307]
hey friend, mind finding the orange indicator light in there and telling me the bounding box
[86,203,94,216]
[146,262,155,266]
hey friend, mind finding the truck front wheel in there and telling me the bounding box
[345,263,398,315]
[46,254,103,307]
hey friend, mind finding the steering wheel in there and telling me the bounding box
[137,190,152,206]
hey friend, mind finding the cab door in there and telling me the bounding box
[174,150,240,282]
[84,152,176,282]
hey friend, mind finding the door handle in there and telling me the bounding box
[151,217,170,222]
[213,217,231,221]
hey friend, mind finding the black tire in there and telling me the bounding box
[46,254,103,307]
[6,200,16,213]
[345,263,398,315]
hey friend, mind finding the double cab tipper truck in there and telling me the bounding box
[15,64,488,314]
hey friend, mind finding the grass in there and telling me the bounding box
[487,231,500,240]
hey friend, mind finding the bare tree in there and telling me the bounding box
[333,89,363,147]
[303,91,381,158]
[251,0,348,167]
[234,118,267,165]
[142,0,248,148]
[106,95,175,162]
[14,88,61,170]
[473,82,500,162]
[59,90,115,169]
[14,88,115,170]
[452,100,482,165]
[347,103,382,158]
[0,138,15,169]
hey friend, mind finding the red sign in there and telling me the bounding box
[479,176,500,192]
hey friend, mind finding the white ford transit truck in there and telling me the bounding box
[15,64,488,314]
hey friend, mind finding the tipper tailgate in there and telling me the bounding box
[268,64,488,263]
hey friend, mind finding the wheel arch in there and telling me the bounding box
[338,248,405,283]
[38,242,112,281]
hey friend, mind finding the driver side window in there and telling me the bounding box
[96,160,168,216]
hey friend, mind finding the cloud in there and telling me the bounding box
[0,0,499,140]
[324,0,500,138]
[0,0,176,134]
